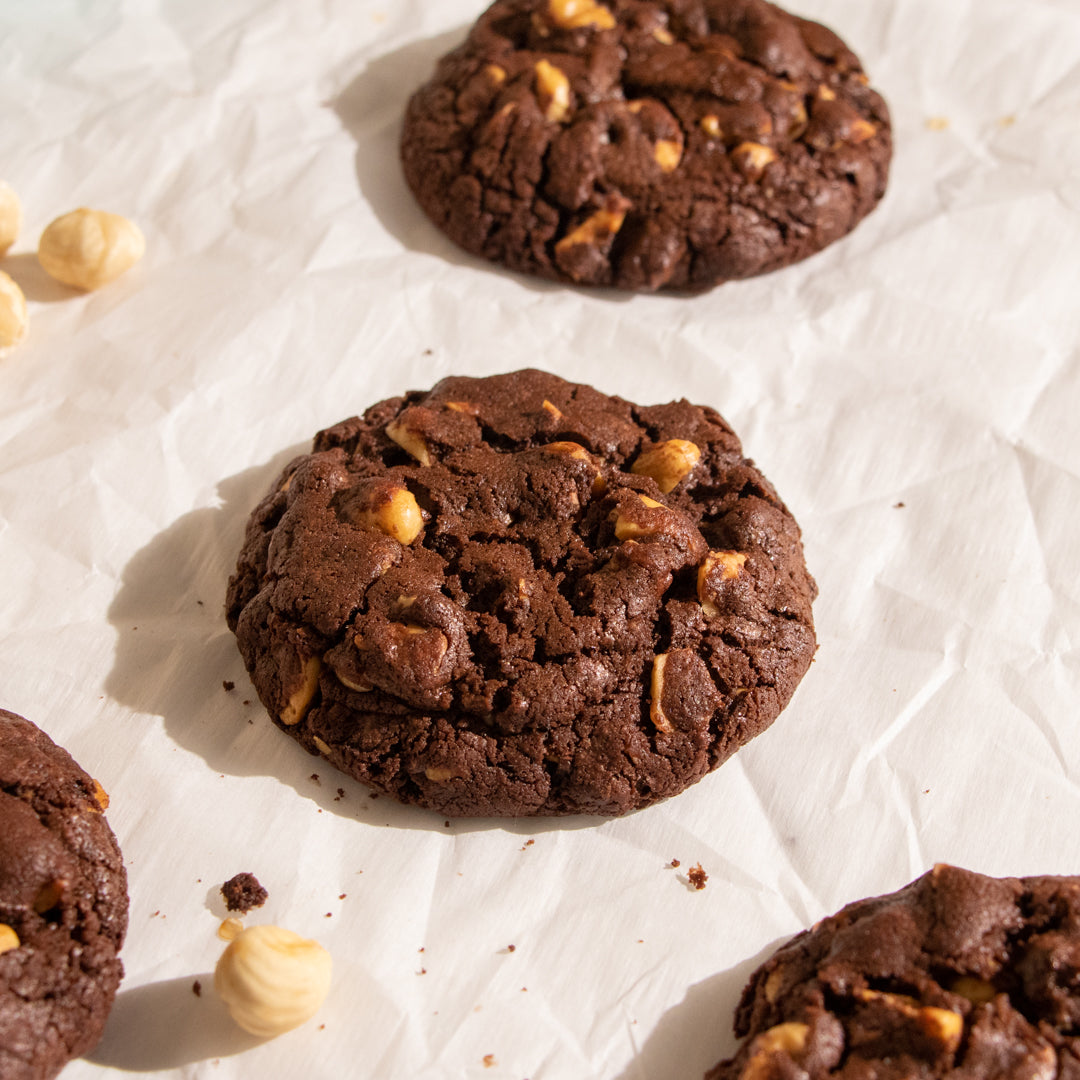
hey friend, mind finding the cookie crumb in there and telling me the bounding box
[483,1055,496,1068]
[222,680,235,692]
[925,116,950,131]
[339,893,346,900]
[998,114,1016,127]
[520,838,534,851]
[668,858,681,869]
[507,944,516,952]
[688,863,708,890]
[893,501,905,509]
[221,873,268,914]
[242,699,251,706]
[325,912,332,918]
[192,980,202,997]
[417,967,427,975]
[310,773,320,784]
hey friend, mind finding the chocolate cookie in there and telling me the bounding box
[226,370,815,817]
[0,710,128,1080]
[401,0,891,293]
[707,865,1080,1080]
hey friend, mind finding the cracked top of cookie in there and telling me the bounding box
[401,0,891,293]
[0,709,128,1080]
[226,370,816,817]
[707,865,1080,1080]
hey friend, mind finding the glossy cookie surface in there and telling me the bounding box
[401,0,891,292]
[227,370,816,816]
[0,710,127,1080]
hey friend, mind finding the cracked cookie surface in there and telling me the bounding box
[708,865,1080,1080]
[0,710,128,1080]
[401,0,891,293]
[226,370,816,817]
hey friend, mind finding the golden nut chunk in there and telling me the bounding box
[38,208,145,291]
[731,142,777,180]
[0,924,19,955]
[535,59,571,123]
[280,656,321,726]
[385,417,432,466]
[652,27,675,45]
[740,1022,811,1080]
[357,486,423,545]
[849,118,878,144]
[335,673,373,693]
[654,139,683,173]
[701,115,723,139]
[951,976,996,1004]
[425,765,456,782]
[542,399,564,421]
[0,270,29,351]
[556,206,627,253]
[614,494,664,541]
[548,0,616,30]
[631,439,701,494]
[90,778,110,812]
[444,400,479,415]
[763,967,784,1004]
[0,182,22,256]
[215,925,332,1038]
[649,653,674,734]
[754,1021,810,1055]
[312,736,334,755]
[918,1006,964,1050]
[484,64,507,85]
[697,549,748,613]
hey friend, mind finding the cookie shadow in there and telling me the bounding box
[613,938,784,1080]
[2,251,77,303]
[331,29,632,303]
[87,973,264,1070]
[104,455,613,835]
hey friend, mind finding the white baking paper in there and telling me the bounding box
[1,0,1079,1076]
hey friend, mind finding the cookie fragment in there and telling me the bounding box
[401,0,891,293]
[706,865,1080,1080]
[226,369,816,817]
[221,872,269,914]
[0,709,128,1080]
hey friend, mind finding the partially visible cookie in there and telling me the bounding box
[0,710,128,1080]
[707,865,1080,1080]
[226,369,816,817]
[401,0,891,293]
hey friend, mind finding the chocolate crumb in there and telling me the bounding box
[668,859,681,869]
[339,893,346,900]
[222,680,235,692]
[325,912,332,918]
[507,944,516,952]
[221,872,268,914]
[310,773,320,784]
[688,863,708,891]
[893,501,906,509]
[192,980,202,997]
[242,699,251,706]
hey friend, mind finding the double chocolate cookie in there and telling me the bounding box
[0,710,128,1080]
[227,370,816,817]
[708,865,1080,1079]
[401,0,891,292]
